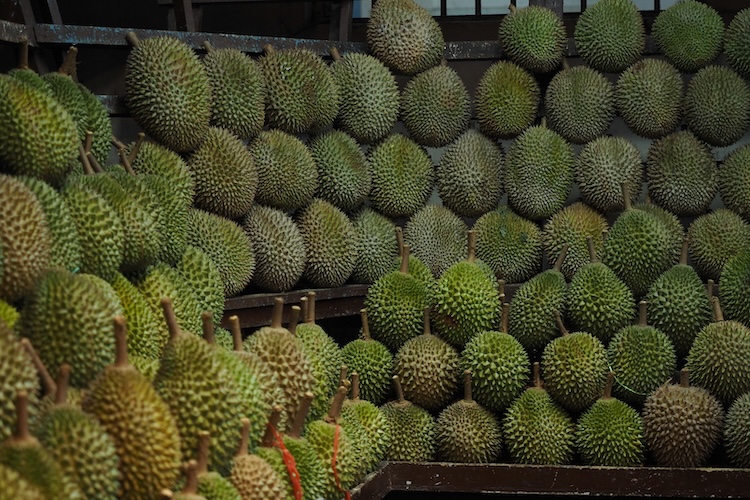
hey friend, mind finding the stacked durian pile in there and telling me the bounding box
[2,0,750,498]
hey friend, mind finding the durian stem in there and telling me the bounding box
[201,311,215,344]
[393,375,405,403]
[422,307,432,336]
[17,36,29,70]
[86,152,104,174]
[229,315,243,351]
[561,58,570,71]
[329,46,342,62]
[508,3,517,14]
[263,44,275,55]
[289,306,301,335]
[288,392,314,439]
[125,31,141,48]
[300,297,309,326]
[306,291,316,324]
[236,418,251,457]
[14,391,30,441]
[54,364,71,406]
[159,489,173,499]
[338,365,349,389]
[203,40,214,54]
[270,297,284,329]
[532,362,541,389]
[20,339,56,397]
[707,279,715,300]
[350,372,360,401]
[680,238,689,266]
[602,229,608,246]
[540,116,547,128]
[603,371,615,399]
[712,296,724,322]
[196,431,210,475]
[396,227,405,257]
[261,406,284,448]
[58,46,77,77]
[554,243,570,270]
[326,386,348,424]
[114,316,129,368]
[586,236,598,264]
[182,460,199,494]
[463,370,473,402]
[553,309,568,336]
[111,136,127,151]
[79,143,94,175]
[127,132,145,165]
[400,244,410,274]
[360,308,371,341]
[498,279,505,298]
[501,302,510,334]
[84,130,94,154]
[118,148,136,175]
[466,230,477,263]
[161,297,181,342]
[638,300,648,327]
[621,183,632,211]
[680,368,690,388]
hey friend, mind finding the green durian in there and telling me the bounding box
[725,392,750,468]
[137,262,203,337]
[379,376,435,462]
[475,61,540,139]
[229,419,285,500]
[725,8,750,80]
[310,130,371,213]
[688,209,750,283]
[0,328,39,444]
[41,48,87,141]
[719,143,750,220]
[111,271,168,360]
[177,245,224,322]
[341,373,391,473]
[127,138,194,205]
[404,204,467,279]
[350,207,397,285]
[341,309,394,406]
[721,249,750,328]
[498,4,565,74]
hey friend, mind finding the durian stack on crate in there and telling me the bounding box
[2,0,750,498]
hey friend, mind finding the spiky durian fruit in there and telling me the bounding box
[545,63,614,144]
[350,207,397,285]
[575,372,645,466]
[177,245,224,322]
[652,0,724,72]
[684,65,750,147]
[688,209,750,283]
[297,199,358,288]
[254,408,303,500]
[124,33,210,152]
[503,363,575,465]
[187,127,257,220]
[437,129,503,218]
[242,205,305,293]
[0,74,78,185]
[498,4,565,74]
[719,144,750,220]
[616,58,683,139]
[82,317,181,498]
[0,330,39,444]
[607,301,677,406]
[367,134,433,218]
[543,202,608,281]
[473,206,542,284]
[379,376,435,461]
[404,204,467,279]
[725,8,750,80]
[394,309,461,411]
[646,130,717,216]
[259,46,338,134]
[41,48,87,141]
[401,63,470,147]
[0,462,44,500]
[642,369,723,467]
[721,249,750,327]
[366,0,444,75]
[633,200,685,265]
[475,61,540,139]
[575,137,643,213]
[504,120,574,221]
[341,373,391,470]
[0,300,19,330]
[280,394,327,500]
[201,42,265,141]
[7,39,51,96]
[330,48,399,144]
[508,246,568,357]
[187,208,255,297]
[462,303,530,414]
[127,138,195,204]
[111,272,168,360]
[137,262,203,336]
[574,0,645,73]
[310,130,370,213]
[249,129,318,212]
[78,85,113,167]
[0,175,51,302]
[725,392,750,468]
[230,419,285,500]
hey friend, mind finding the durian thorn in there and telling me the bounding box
[114,315,129,368]
[20,339,56,397]
[229,315,243,351]
[501,302,510,334]
[555,242,570,270]
[585,236,597,263]
[58,46,78,77]
[329,46,342,61]
[270,297,284,329]
[236,417,251,457]
[202,40,214,53]
[422,307,432,336]
[125,31,141,48]
[621,182,632,211]
[326,385,348,423]
[561,58,570,71]
[350,372,360,400]
[638,300,648,327]
[603,371,615,399]
[201,311,215,344]
[395,226,405,256]
[13,391,31,441]
[306,291,316,324]
[679,368,690,388]
[679,238,689,266]
[393,375,405,403]
[127,132,146,165]
[181,460,200,494]
[289,305,301,335]
[17,36,29,70]
[78,143,94,175]
[532,362,542,389]
[161,297,182,341]
[84,130,94,154]
[707,279,715,301]
[540,116,547,128]
[338,365,349,388]
[54,364,72,406]
[261,406,284,448]
[111,136,127,151]
[86,151,104,174]
[288,392,314,438]
[196,431,210,475]
[466,230,477,263]
[712,296,724,322]
[360,308,371,340]
[118,148,135,175]
[159,489,173,499]
[463,370,473,402]
[553,309,568,336]
[400,244,410,274]
[498,279,505,298]
[508,3,517,14]
[262,44,275,55]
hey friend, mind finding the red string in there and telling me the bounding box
[268,423,304,500]
[332,424,352,500]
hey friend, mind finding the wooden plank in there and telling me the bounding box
[338,0,353,42]
[0,19,32,43]
[45,0,64,25]
[350,465,392,500]
[173,0,197,31]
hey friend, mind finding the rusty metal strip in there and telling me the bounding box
[0,19,33,44]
